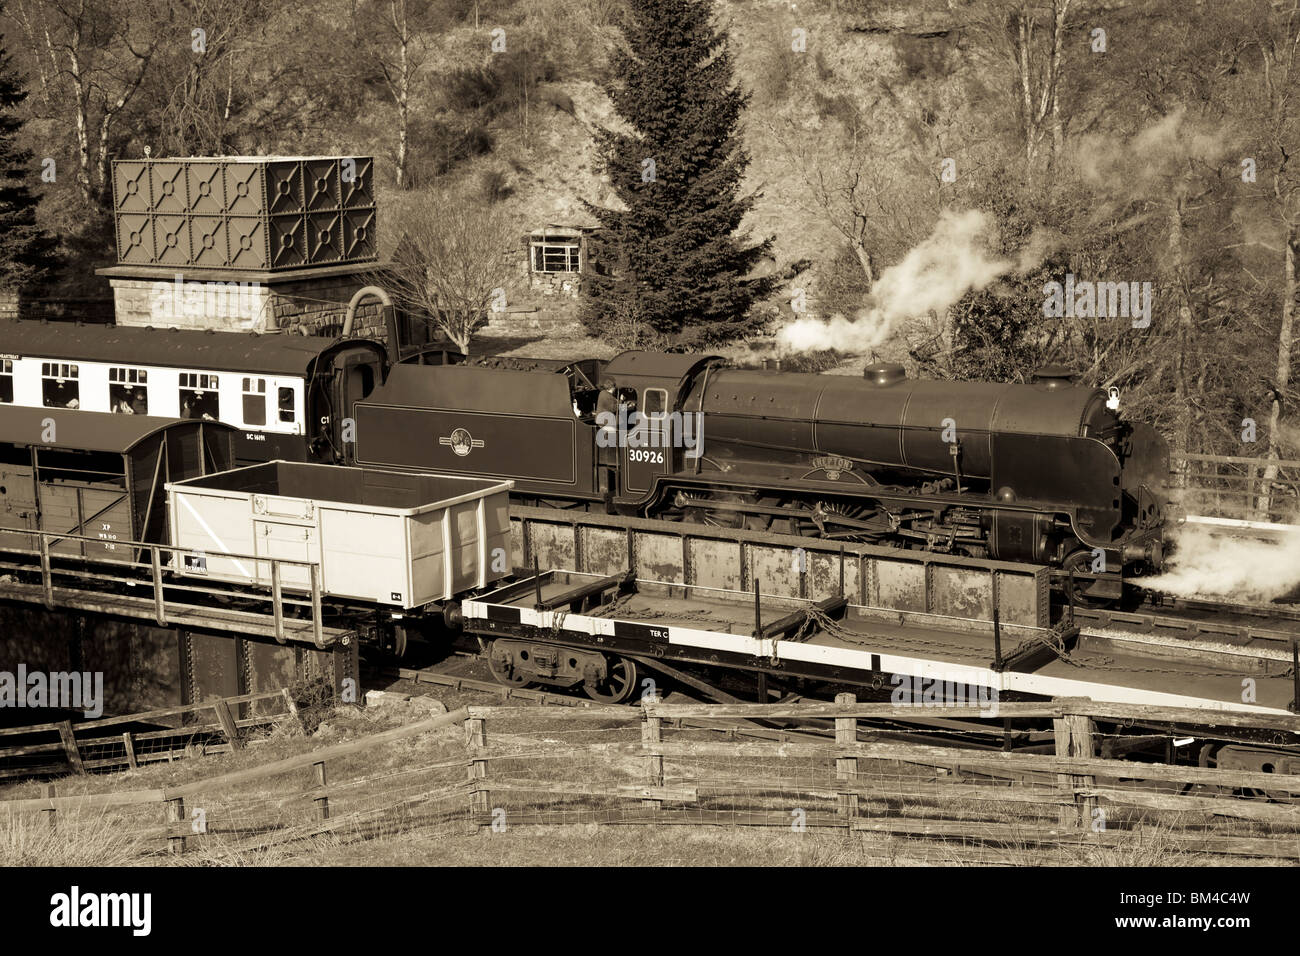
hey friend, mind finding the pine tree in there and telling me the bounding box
[0,26,55,294]
[581,0,777,345]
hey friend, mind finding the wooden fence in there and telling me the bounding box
[0,689,292,779]
[466,696,1300,862]
[4,696,1299,863]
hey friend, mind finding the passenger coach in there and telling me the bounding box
[0,322,387,465]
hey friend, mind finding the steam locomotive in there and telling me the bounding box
[348,351,1171,603]
[0,314,1169,601]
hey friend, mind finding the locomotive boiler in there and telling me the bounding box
[349,351,1170,603]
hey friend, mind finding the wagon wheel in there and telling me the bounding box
[485,641,531,689]
[583,656,639,704]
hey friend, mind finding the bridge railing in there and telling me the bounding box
[0,527,329,647]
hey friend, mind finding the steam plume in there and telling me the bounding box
[1140,523,1300,604]
[780,209,1045,353]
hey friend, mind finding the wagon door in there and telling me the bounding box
[253,520,316,590]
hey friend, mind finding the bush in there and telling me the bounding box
[284,675,337,736]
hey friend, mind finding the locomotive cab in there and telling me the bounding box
[599,351,720,505]
[307,339,388,462]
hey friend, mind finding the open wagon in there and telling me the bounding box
[166,460,513,611]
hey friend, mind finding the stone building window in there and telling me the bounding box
[531,239,581,273]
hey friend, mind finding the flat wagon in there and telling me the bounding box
[166,460,512,610]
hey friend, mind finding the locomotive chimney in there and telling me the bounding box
[1031,365,1078,390]
[863,363,905,386]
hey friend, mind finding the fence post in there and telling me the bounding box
[1067,713,1097,828]
[121,731,138,769]
[313,761,329,821]
[166,797,186,855]
[642,701,663,815]
[43,784,56,831]
[466,710,489,828]
[57,720,84,774]
[835,692,859,821]
[1053,712,1097,828]
[213,699,244,751]
[272,560,286,645]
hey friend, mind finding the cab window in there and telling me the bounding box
[0,359,12,404]
[643,388,668,419]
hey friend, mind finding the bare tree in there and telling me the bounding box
[11,0,169,205]
[154,0,264,155]
[350,0,431,189]
[965,0,1075,176]
[385,190,518,353]
[1236,0,1300,516]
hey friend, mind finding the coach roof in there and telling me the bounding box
[0,321,347,376]
[0,406,233,453]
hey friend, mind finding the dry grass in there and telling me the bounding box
[0,806,143,867]
[2,691,1292,867]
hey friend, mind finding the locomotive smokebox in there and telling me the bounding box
[863,363,906,386]
[1031,365,1078,389]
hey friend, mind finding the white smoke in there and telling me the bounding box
[780,209,1042,353]
[1141,524,1300,603]
[1077,108,1227,199]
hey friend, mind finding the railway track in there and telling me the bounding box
[1073,600,1300,649]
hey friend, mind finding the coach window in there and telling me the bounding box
[277,386,295,423]
[0,359,12,403]
[643,388,669,419]
[41,362,80,409]
[242,377,267,426]
[179,372,219,421]
[109,367,148,415]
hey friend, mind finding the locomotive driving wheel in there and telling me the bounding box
[1061,550,1109,609]
[678,491,765,530]
[789,499,882,541]
[583,656,639,704]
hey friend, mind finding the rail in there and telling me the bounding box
[0,527,334,647]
